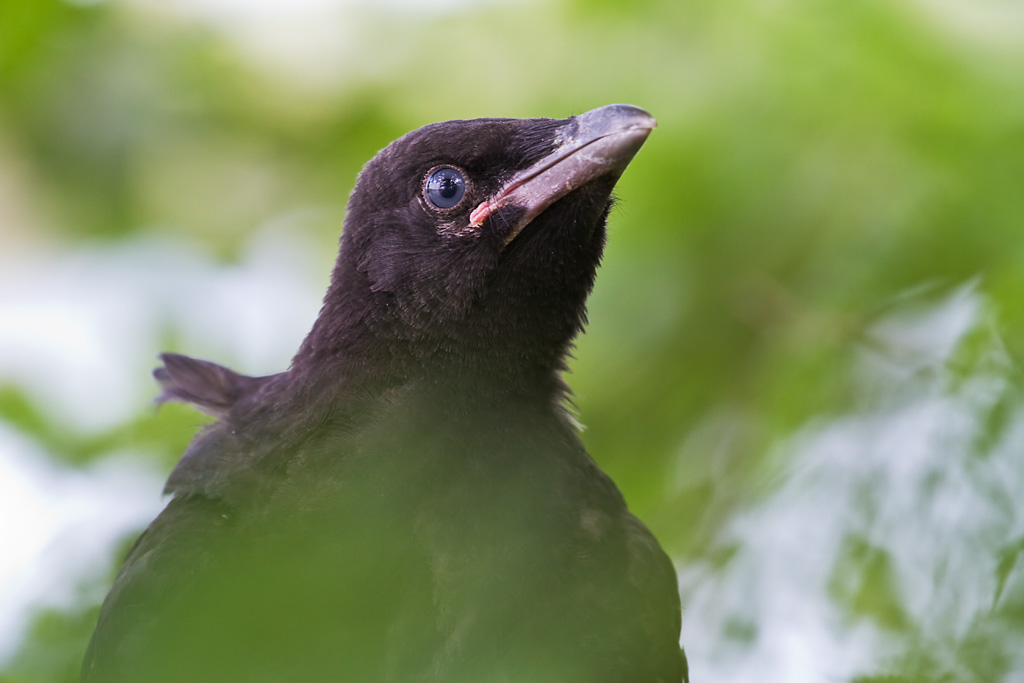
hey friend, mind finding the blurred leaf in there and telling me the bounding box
[829,533,910,632]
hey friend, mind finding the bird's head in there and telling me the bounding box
[298,104,656,389]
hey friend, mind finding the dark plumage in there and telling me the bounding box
[83,104,686,683]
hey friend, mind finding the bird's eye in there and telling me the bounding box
[424,167,467,210]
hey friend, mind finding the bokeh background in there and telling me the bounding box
[2,0,1024,681]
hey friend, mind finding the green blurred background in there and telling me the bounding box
[2,0,1023,681]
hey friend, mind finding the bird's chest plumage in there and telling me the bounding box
[255,387,641,680]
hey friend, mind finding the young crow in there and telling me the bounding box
[82,104,686,683]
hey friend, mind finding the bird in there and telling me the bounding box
[82,104,686,683]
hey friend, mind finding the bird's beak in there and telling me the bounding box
[469,104,657,244]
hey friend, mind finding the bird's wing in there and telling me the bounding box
[81,492,236,682]
[82,428,434,683]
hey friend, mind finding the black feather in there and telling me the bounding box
[153,352,268,417]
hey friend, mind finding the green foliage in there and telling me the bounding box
[2,0,1023,680]
[2,605,96,683]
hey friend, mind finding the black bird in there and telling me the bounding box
[82,104,685,683]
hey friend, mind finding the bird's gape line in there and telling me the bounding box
[469,126,643,239]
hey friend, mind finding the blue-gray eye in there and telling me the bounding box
[424,167,466,209]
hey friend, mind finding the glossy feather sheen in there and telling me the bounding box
[82,106,686,683]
